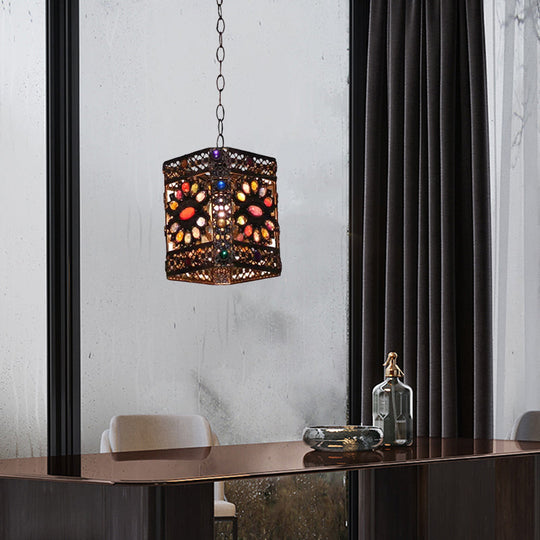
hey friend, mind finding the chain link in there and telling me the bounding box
[215,0,225,148]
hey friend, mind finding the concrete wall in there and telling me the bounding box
[0,2,47,458]
[79,0,349,451]
[485,0,540,438]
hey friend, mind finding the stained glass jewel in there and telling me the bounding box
[163,147,281,284]
[248,205,263,217]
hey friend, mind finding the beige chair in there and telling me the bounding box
[100,414,237,538]
[511,411,540,441]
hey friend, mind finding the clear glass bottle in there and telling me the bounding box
[372,352,413,447]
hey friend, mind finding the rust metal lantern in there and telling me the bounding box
[163,147,281,284]
[163,0,281,285]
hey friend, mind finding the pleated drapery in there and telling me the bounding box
[356,0,492,439]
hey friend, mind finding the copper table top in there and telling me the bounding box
[0,437,539,485]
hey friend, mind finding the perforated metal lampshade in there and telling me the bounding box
[163,146,281,285]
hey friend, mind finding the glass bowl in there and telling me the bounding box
[302,425,383,452]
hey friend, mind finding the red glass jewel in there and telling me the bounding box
[263,197,272,207]
[181,182,190,193]
[244,225,253,237]
[180,207,196,221]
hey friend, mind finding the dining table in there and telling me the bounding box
[0,437,539,539]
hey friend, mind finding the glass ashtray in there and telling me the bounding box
[302,425,383,452]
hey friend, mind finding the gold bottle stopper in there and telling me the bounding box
[384,352,404,378]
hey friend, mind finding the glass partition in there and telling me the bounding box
[79,1,349,534]
[79,0,349,451]
[215,472,347,539]
[0,2,47,459]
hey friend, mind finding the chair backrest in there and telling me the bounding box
[100,429,112,452]
[101,416,227,503]
[211,431,225,500]
[512,411,540,441]
[108,414,213,452]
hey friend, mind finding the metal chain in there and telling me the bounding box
[215,0,226,148]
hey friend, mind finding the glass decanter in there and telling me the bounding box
[372,352,413,447]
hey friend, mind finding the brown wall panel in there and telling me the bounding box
[0,479,213,540]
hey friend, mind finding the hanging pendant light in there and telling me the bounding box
[163,0,281,285]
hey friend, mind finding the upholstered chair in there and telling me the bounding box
[100,414,237,539]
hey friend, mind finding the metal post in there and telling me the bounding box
[46,0,81,474]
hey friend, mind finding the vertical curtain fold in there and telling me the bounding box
[358,0,492,439]
[464,0,493,440]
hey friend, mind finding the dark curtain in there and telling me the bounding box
[355,0,492,439]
